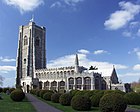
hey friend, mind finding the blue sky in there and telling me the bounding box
[0,0,140,87]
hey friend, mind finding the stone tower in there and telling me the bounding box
[16,21,46,91]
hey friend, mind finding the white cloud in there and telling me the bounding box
[50,0,84,8]
[0,56,16,62]
[2,77,15,87]
[64,0,84,6]
[50,1,62,8]
[133,64,140,71]
[104,1,140,30]
[0,66,16,73]
[122,31,132,37]
[78,49,90,54]
[3,0,44,13]
[122,21,140,38]
[47,51,128,76]
[93,50,108,55]
[137,29,140,36]
[120,72,140,77]
[133,47,140,60]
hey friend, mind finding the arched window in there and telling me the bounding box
[76,77,82,90]
[24,59,26,64]
[84,77,91,90]
[59,81,65,90]
[95,76,100,90]
[68,77,74,90]
[51,81,57,90]
[45,81,50,90]
[24,36,28,45]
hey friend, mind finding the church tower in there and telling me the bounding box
[16,21,46,90]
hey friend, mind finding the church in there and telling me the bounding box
[16,21,127,93]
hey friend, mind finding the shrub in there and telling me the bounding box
[30,89,37,95]
[3,87,9,93]
[51,93,61,103]
[9,88,15,93]
[90,91,104,107]
[59,93,72,106]
[99,93,127,112]
[10,89,25,102]
[75,90,88,96]
[71,95,91,111]
[104,90,125,96]
[36,89,41,97]
[124,92,140,105]
[69,90,79,97]
[39,90,48,98]
[84,90,95,98]
[43,92,53,101]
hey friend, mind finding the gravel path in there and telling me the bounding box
[26,93,63,112]
[126,107,140,112]
[26,94,140,112]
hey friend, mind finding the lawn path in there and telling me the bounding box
[26,93,63,112]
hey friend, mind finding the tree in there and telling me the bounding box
[0,75,4,86]
[131,79,140,93]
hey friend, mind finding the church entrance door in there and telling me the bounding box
[27,85,29,93]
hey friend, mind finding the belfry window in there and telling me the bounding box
[24,59,26,64]
[24,36,28,45]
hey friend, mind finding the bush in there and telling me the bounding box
[71,95,91,111]
[59,93,72,106]
[75,90,88,96]
[51,93,61,103]
[10,89,25,102]
[69,90,80,97]
[104,90,125,96]
[36,89,41,97]
[3,87,9,93]
[99,93,127,112]
[30,89,37,95]
[124,92,140,105]
[9,88,15,93]
[43,92,53,101]
[84,90,95,98]
[39,90,48,98]
[90,91,104,107]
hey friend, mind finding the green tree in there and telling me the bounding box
[0,75,4,86]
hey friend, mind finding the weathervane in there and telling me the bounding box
[30,14,34,22]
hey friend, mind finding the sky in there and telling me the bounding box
[0,0,140,87]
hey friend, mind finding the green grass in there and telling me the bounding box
[128,105,140,110]
[0,93,36,112]
[36,95,100,112]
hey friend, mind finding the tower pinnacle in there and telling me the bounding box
[30,14,34,22]
[75,54,79,73]
[75,54,79,66]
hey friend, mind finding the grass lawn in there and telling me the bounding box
[128,105,140,110]
[0,93,36,112]
[36,96,100,112]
